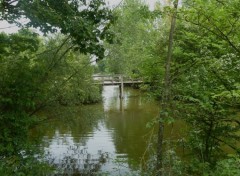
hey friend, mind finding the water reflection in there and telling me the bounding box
[44,123,115,175]
[103,86,159,169]
[31,86,159,175]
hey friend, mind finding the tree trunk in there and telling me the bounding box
[157,0,179,174]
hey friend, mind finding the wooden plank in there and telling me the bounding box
[94,81,143,85]
[93,74,143,86]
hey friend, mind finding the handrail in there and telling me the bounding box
[93,74,143,84]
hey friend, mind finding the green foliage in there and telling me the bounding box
[0,154,54,176]
[102,0,161,76]
[1,0,240,175]
[0,30,41,156]
[0,29,39,55]
[211,156,240,176]
[101,0,240,173]
[137,0,240,174]
[1,0,115,59]
[172,0,240,164]
[36,35,102,105]
[0,30,102,174]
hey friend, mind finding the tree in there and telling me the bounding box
[0,29,103,174]
[0,30,41,156]
[0,1,114,173]
[138,0,240,174]
[157,0,179,174]
[0,0,114,59]
[155,0,240,173]
[102,0,160,76]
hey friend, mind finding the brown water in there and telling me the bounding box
[28,83,240,175]
[30,86,163,175]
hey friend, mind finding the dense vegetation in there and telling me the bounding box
[0,0,240,175]
[0,0,112,174]
[101,0,240,175]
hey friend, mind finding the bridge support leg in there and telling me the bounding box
[119,75,124,99]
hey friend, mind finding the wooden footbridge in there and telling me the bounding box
[93,74,143,98]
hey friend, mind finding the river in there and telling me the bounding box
[30,86,186,175]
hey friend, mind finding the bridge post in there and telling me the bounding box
[119,75,124,99]
[101,76,104,83]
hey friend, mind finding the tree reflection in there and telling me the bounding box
[29,87,161,174]
[30,104,105,146]
[104,87,159,169]
[46,146,110,175]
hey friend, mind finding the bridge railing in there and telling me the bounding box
[93,74,141,83]
[93,74,122,83]
[93,74,143,98]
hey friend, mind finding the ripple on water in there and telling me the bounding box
[32,86,159,175]
[42,122,131,175]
